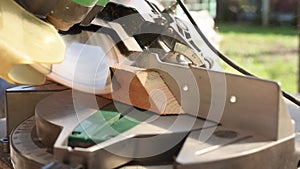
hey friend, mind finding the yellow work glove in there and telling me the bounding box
[0,0,65,84]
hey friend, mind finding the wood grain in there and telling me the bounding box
[101,64,183,115]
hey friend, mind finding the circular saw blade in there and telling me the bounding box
[32,31,122,94]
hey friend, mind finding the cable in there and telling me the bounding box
[176,0,300,107]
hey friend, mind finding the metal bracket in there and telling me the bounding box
[135,52,294,140]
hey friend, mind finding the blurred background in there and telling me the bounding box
[159,0,299,93]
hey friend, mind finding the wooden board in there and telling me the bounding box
[101,64,183,115]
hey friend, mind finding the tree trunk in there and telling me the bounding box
[297,1,300,93]
[262,0,270,26]
[216,0,224,22]
[256,0,262,24]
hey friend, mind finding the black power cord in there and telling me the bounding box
[176,0,300,107]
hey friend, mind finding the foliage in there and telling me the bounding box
[217,23,298,93]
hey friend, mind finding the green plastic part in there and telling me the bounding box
[68,102,153,147]
[68,109,121,145]
[96,0,110,6]
[72,0,98,7]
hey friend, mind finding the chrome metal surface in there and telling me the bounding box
[91,18,143,53]
[9,90,299,169]
[173,42,204,67]
[10,116,176,169]
[135,52,294,140]
[5,83,68,137]
[34,90,216,169]
[10,117,54,169]
[176,127,296,169]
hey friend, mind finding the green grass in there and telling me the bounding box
[216,23,298,93]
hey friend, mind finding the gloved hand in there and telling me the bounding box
[0,0,65,84]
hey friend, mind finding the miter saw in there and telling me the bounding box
[1,0,300,169]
